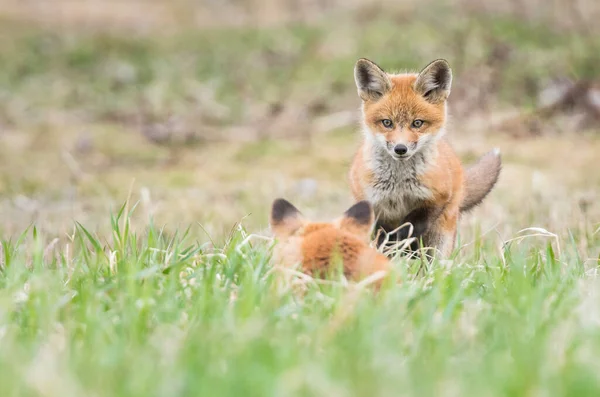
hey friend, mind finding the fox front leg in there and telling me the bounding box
[375,206,442,256]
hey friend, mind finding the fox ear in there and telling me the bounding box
[414,59,452,104]
[338,200,374,238]
[354,58,392,102]
[270,198,304,238]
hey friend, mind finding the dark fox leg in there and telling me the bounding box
[375,206,442,256]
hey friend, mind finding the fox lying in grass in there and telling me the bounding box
[269,198,390,284]
[349,58,502,258]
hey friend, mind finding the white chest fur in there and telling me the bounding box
[364,146,434,224]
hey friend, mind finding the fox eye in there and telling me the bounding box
[411,119,424,128]
[381,119,393,128]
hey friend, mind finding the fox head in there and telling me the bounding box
[269,198,390,282]
[354,58,452,160]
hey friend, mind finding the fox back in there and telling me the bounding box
[269,199,390,282]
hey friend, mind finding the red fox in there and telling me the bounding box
[349,58,501,258]
[269,198,390,284]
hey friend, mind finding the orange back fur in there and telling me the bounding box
[269,199,391,284]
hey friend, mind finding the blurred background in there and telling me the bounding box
[0,0,599,249]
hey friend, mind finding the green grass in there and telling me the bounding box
[0,203,598,397]
[1,11,598,129]
[0,3,600,395]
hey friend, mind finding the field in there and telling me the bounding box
[0,1,600,396]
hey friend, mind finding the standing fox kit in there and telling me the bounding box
[349,58,501,258]
[269,198,390,284]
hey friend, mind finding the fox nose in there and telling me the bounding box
[393,144,408,156]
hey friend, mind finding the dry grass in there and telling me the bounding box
[0,0,598,248]
[2,0,600,33]
[0,3,599,396]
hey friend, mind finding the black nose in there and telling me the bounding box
[393,144,408,156]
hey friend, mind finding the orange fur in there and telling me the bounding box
[349,58,501,258]
[269,199,391,286]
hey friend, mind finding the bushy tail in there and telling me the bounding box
[460,148,502,213]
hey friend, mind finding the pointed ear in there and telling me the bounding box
[354,58,392,102]
[269,198,304,238]
[338,200,374,238]
[414,59,452,104]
